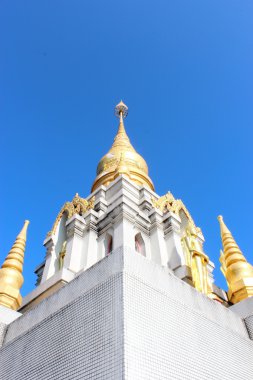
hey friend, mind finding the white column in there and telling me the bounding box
[149,209,168,266]
[163,212,186,270]
[113,213,135,251]
[41,236,57,283]
[65,214,86,273]
[81,210,98,270]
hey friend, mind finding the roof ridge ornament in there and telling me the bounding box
[47,194,95,237]
[151,192,198,230]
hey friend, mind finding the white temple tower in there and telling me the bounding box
[23,101,221,309]
[1,101,253,379]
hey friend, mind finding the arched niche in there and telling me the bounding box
[135,233,146,256]
[104,233,113,256]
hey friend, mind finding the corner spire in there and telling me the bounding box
[218,215,253,304]
[0,220,29,310]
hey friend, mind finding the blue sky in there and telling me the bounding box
[0,1,252,296]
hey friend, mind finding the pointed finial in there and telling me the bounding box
[218,215,245,265]
[218,215,253,304]
[115,100,128,119]
[0,220,29,310]
[218,215,230,235]
[218,215,229,238]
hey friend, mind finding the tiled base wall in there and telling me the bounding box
[124,273,253,380]
[1,248,253,379]
[0,274,124,380]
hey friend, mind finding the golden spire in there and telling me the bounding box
[0,220,29,310]
[91,101,154,192]
[218,215,253,304]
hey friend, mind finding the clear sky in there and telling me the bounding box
[0,1,252,296]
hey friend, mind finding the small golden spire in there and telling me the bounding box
[0,220,29,310]
[91,101,154,192]
[218,215,253,304]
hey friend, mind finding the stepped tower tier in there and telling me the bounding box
[22,182,221,311]
[2,101,253,380]
[91,101,154,192]
[20,101,228,312]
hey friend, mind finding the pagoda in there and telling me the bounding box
[1,102,253,380]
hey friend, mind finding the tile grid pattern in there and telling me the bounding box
[4,248,124,345]
[245,316,253,340]
[123,247,249,339]
[124,272,253,380]
[0,273,124,380]
[1,247,253,379]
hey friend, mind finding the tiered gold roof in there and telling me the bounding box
[218,215,253,304]
[91,101,154,192]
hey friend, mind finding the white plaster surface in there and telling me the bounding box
[21,267,75,310]
[230,296,253,318]
[0,306,21,348]
[0,306,21,325]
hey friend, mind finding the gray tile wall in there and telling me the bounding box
[1,247,253,380]
[0,274,124,380]
[245,315,253,340]
[124,273,253,380]
[4,249,124,345]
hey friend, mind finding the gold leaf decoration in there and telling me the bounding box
[47,193,95,237]
[151,192,196,227]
